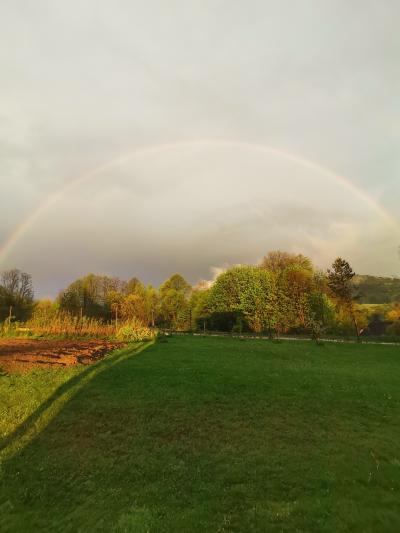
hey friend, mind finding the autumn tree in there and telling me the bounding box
[261,251,315,336]
[125,277,143,295]
[284,266,313,329]
[387,303,400,322]
[120,284,158,326]
[260,250,313,273]
[120,293,148,324]
[106,290,125,326]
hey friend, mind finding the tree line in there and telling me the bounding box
[3,250,393,338]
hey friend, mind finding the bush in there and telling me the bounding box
[116,320,155,342]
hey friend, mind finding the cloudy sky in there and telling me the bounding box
[0,0,399,297]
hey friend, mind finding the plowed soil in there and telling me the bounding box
[0,339,124,373]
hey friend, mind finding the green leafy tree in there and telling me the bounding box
[207,266,276,333]
[189,286,210,331]
[160,274,191,295]
[159,274,191,329]
[307,272,335,340]
[160,289,189,329]
[146,286,160,328]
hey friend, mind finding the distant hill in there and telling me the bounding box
[353,275,400,304]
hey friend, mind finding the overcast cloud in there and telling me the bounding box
[0,0,399,297]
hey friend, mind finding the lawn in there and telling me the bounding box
[0,336,399,532]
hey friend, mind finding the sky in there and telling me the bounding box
[0,0,399,297]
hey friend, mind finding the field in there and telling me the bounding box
[0,338,124,373]
[0,336,399,532]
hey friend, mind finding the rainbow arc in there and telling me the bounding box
[0,139,396,266]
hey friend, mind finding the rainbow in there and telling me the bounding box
[0,139,396,266]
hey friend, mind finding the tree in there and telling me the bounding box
[106,290,125,327]
[307,272,335,341]
[387,300,400,336]
[189,286,210,331]
[260,251,315,336]
[58,274,125,319]
[260,250,313,273]
[0,268,34,321]
[160,274,191,295]
[125,277,143,295]
[327,258,360,340]
[387,303,400,322]
[146,286,160,328]
[207,266,276,333]
[272,274,292,337]
[284,266,313,330]
[159,274,191,329]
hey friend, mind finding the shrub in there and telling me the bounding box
[116,319,155,342]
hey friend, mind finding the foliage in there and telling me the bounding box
[207,265,276,333]
[159,274,191,330]
[386,302,400,336]
[0,269,34,321]
[189,287,210,330]
[327,258,355,302]
[202,310,245,332]
[327,257,360,339]
[58,273,125,319]
[159,273,191,295]
[387,320,400,336]
[261,254,317,336]
[119,291,149,324]
[116,319,155,342]
[387,302,400,322]
[3,251,399,340]
[308,290,336,336]
[260,250,313,272]
[353,274,400,304]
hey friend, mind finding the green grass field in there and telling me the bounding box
[1,336,399,532]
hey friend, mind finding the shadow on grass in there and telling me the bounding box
[0,342,151,462]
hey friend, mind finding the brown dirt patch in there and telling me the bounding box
[0,339,125,373]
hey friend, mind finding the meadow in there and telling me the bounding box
[1,336,399,532]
